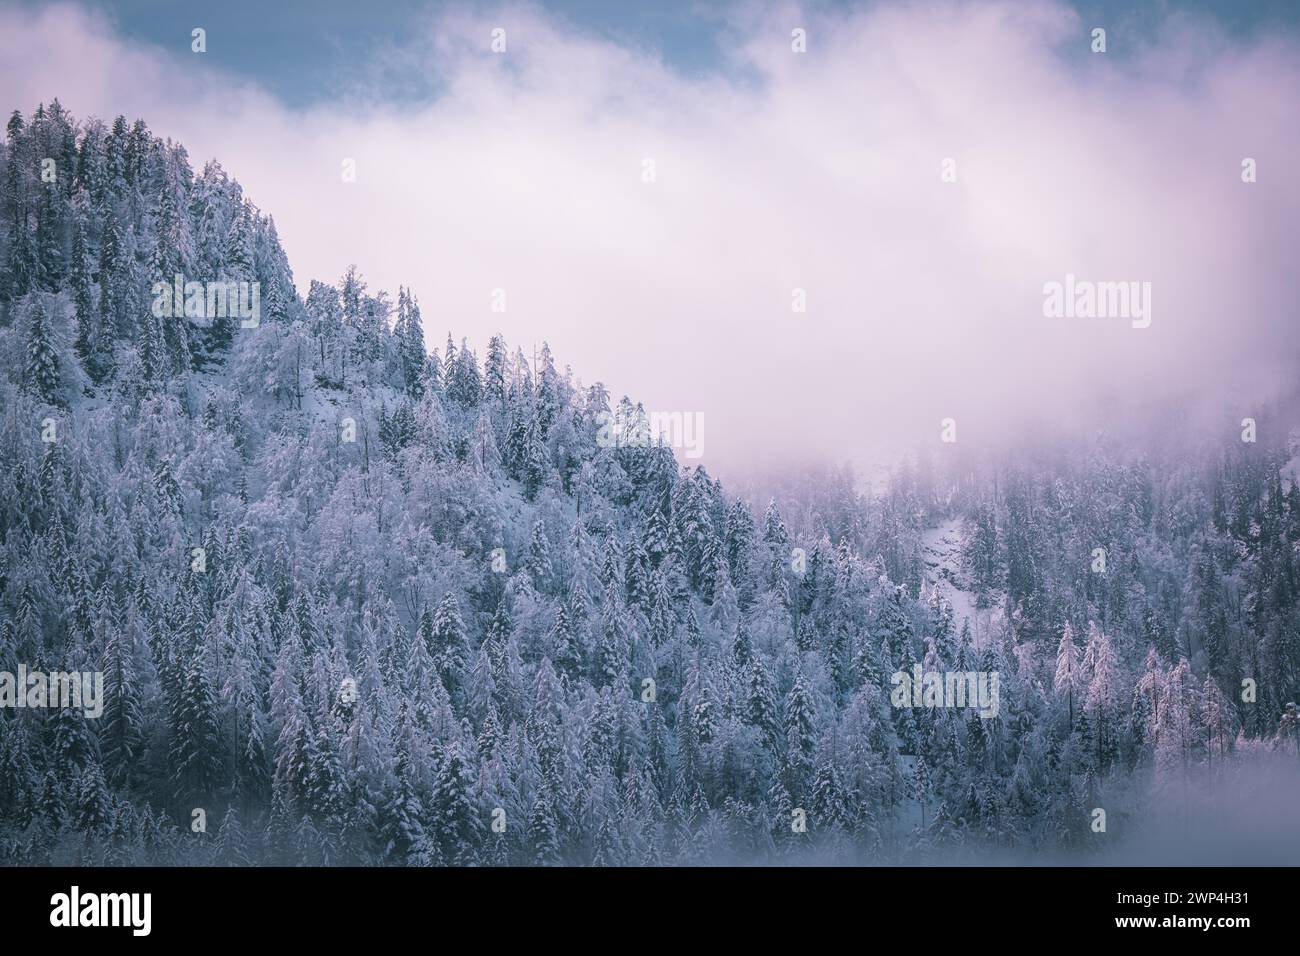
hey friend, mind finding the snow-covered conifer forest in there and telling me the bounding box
[2,101,1298,866]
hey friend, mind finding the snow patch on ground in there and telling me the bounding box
[920,517,1003,651]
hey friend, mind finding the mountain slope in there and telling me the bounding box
[1,102,1298,865]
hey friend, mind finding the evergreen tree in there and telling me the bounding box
[100,620,142,786]
[1054,622,1082,729]
[22,295,61,405]
[431,743,478,864]
[784,666,816,798]
[170,647,225,809]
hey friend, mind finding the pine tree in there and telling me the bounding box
[70,202,98,378]
[22,295,61,405]
[306,717,346,823]
[153,455,183,521]
[170,647,225,809]
[381,743,431,866]
[215,807,252,866]
[784,667,816,798]
[484,333,508,404]
[5,210,38,302]
[911,753,931,830]
[1154,658,1195,796]
[1083,623,1118,774]
[0,720,39,830]
[430,592,469,696]
[96,218,122,351]
[1201,674,1234,766]
[75,762,113,833]
[100,620,142,787]
[1054,622,1081,728]
[547,602,579,678]
[431,743,478,864]
[51,690,101,774]
[595,585,631,690]
[529,788,562,865]
[811,737,854,833]
[527,520,554,591]
[746,656,780,751]
[396,287,427,397]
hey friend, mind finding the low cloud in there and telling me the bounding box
[4,1,1298,476]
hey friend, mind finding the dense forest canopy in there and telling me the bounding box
[1,101,1298,865]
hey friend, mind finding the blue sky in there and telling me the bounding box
[68,0,734,106]
[24,0,1300,107]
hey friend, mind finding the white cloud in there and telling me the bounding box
[4,1,1298,476]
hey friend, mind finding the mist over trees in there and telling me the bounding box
[1,102,1298,865]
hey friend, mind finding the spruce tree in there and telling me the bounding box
[22,295,61,405]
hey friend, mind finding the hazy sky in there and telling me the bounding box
[3,0,1298,477]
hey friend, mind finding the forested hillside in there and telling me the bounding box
[1,101,1298,865]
